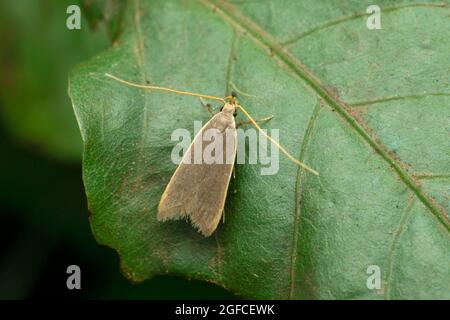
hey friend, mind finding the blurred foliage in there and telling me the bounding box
[0,0,234,299]
[0,0,110,161]
[81,0,126,43]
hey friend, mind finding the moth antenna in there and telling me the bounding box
[105,73,318,176]
[230,81,262,99]
[237,104,319,176]
[105,73,226,103]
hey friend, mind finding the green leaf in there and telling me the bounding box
[69,0,450,299]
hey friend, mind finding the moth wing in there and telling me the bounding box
[158,112,236,237]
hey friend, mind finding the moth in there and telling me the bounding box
[105,73,319,237]
[158,96,238,236]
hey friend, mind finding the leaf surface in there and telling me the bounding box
[69,0,450,299]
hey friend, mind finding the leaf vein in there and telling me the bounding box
[224,30,237,96]
[349,92,450,107]
[290,102,321,299]
[132,0,150,167]
[282,2,449,47]
[385,196,416,299]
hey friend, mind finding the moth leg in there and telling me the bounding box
[199,97,214,117]
[237,115,274,128]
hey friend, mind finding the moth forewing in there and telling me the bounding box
[157,106,237,237]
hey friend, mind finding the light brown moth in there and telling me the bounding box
[105,73,319,237]
[158,98,238,236]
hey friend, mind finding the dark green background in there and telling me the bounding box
[0,0,234,299]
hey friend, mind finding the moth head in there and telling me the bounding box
[221,92,238,116]
[220,102,236,115]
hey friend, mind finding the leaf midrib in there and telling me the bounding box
[200,0,450,233]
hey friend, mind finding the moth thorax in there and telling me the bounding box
[221,102,236,114]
